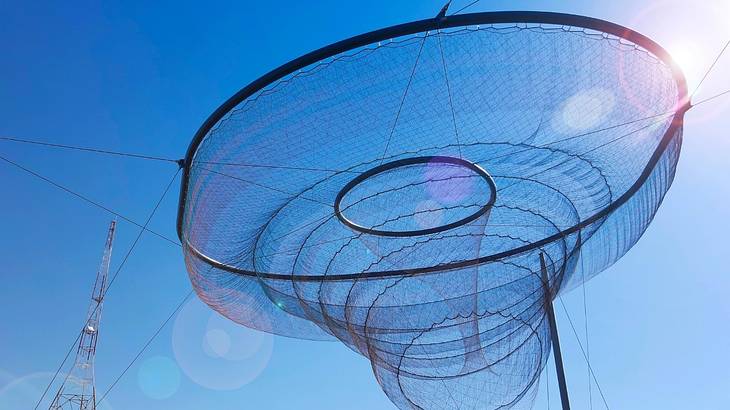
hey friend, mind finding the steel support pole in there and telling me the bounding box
[540,252,571,410]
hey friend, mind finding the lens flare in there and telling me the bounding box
[172,296,274,391]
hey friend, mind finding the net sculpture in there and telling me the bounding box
[176,11,688,410]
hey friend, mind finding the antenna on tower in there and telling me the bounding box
[49,220,116,410]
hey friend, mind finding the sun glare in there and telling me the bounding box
[666,43,706,92]
[627,0,729,96]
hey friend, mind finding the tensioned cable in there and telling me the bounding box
[450,0,481,16]
[436,28,464,159]
[691,38,730,99]
[0,135,353,174]
[0,135,179,164]
[33,169,180,409]
[0,134,363,173]
[5,97,724,184]
[9,108,674,186]
[378,33,428,165]
[197,166,335,207]
[557,296,610,410]
[0,134,367,174]
[106,169,181,291]
[97,289,194,404]
[0,153,180,247]
[193,159,359,173]
[691,88,730,107]
[6,83,729,178]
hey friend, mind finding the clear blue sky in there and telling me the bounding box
[1,1,728,409]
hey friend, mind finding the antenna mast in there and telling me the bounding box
[49,221,116,410]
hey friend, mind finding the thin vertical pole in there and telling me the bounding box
[540,252,571,410]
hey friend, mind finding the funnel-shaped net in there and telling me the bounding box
[180,13,685,410]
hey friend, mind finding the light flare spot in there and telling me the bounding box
[203,328,232,358]
[558,88,616,132]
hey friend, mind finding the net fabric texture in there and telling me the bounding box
[181,20,684,410]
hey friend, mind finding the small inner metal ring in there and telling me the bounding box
[333,156,497,237]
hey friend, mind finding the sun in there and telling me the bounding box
[665,42,707,92]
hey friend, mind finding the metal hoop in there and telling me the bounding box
[333,156,497,237]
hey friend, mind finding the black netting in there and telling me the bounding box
[180,17,684,410]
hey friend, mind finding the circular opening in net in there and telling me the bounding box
[334,156,497,237]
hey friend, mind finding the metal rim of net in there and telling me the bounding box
[177,11,688,282]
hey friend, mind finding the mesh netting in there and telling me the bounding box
[179,15,685,410]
